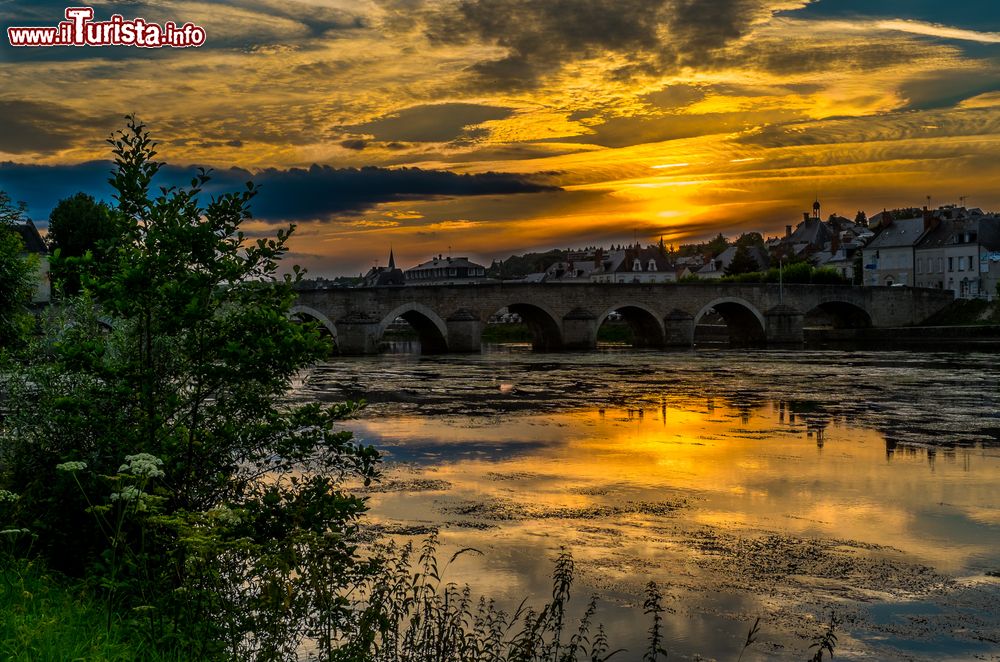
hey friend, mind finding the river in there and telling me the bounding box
[293,346,1000,661]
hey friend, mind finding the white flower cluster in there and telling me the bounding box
[110,486,157,512]
[110,486,142,503]
[0,490,18,503]
[56,461,88,473]
[118,453,165,479]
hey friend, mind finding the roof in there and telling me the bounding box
[13,220,47,254]
[917,215,1000,251]
[978,218,1000,251]
[407,256,486,272]
[698,245,769,274]
[786,217,832,248]
[593,246,673,275]
[864,217,927,249]
[360,266,404,287]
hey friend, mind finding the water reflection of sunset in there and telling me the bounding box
[354,400,999,574]
[301,349,1000,660]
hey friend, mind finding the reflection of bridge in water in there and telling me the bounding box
[292,282,954,354]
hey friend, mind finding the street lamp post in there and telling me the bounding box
[779,257,784,304]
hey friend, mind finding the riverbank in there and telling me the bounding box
[807,324,1000,348]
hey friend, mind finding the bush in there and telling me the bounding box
[0,117,379,659]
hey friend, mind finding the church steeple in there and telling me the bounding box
[388,247,396,270]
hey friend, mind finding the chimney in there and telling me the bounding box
[922,206,935,233]
[803,212,810,222]
[786,225,792,237]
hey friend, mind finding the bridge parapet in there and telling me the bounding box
[292,283,954,354]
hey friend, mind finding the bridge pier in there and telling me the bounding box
[335,312,382,355]
[446,309,483,353]
[664,309,695,347]
[765,305,804,345]
[562,308,598,350]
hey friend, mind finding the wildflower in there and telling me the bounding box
[56,461,87,472]
[110,486,160,512]
[119,453,164,479]
[110,486,142,503]
[0,490,18,503]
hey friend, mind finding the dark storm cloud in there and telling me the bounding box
[733,40,927,76]
[898,71,1000,111]
[0,99,118,154]
[783,0,1000,32]
[0,161,560,224]
[736,106,1000,149]
[423,0,795,89]
[426,0,670,88]
[553,108,803,148]
[341,103,513,143]
[340,139,369,151]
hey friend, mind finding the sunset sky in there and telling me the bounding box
[1,0,999,276]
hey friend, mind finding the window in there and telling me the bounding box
[959,257,966,272]
[633,259,642,272]
[971,256,977,273]
[648,259,657,272]
[948,257,954,272]
[937,258,943,273]
[916,258,923,273]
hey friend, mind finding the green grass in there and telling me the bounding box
[0,557,180,662]
[921,299,1000,326]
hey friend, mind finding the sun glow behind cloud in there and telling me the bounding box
[0,0,998,274]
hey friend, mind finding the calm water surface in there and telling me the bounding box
[294,347,1000,661]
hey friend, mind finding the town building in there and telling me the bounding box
[914,210,1000,298]
[697,244,770,279]
[768,201,870,269]
[542,259,597,281]
[404,255,489,285]
[590,245,678,283]
[860,211,929,287]
[359,249,405,287]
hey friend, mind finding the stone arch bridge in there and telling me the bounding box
[292,282,953,354]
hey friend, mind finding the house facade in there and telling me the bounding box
[403,255,489,285]
[914,213,1000,298]
[590,246,677,283]
[861,215,928,287]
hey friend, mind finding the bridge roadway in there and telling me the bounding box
[291,282,954,354]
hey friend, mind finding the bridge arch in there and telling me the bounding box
[378,303,449,354]
[694,297,766,347]
[378,301,448,354]
[596,302,665,348]
[289,305,338,342]
[803,300,873,329]
[493,301,562,351]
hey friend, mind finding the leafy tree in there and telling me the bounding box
[705,232,730,257]
[0,191,40,347]
[724,245,760,276]
[47,192,118,295]
[0,117,379,659]
[735,232,764,248]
